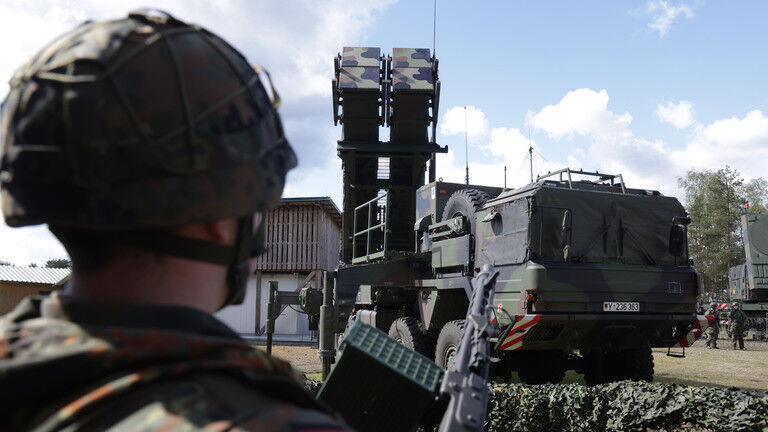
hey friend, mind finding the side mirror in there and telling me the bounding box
[669,224,686,256]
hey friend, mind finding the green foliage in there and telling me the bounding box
[45,259,71,269]
[303,378,768,432]
[678,166,768,298]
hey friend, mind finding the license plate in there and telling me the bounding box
[603,302,640,312]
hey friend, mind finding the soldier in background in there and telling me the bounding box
[0,10,348,431]
[705,303,720,349]
[730,303,747,350]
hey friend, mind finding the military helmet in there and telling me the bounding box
[1,9,297,306]
[1,9,295,228]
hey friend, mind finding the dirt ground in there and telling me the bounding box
[268,345,323,374]
[266,342,768,392]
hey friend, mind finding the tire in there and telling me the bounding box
[388,317,434,358]
[625,347,654,382]
[583,350,606,385]
[435,320,465,370]
[441,189,491,235]
[517,351,567,384]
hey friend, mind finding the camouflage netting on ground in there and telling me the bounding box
[485,381,767,432]
[303,377,768,432]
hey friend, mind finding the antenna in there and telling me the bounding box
[504,165,507,188]
[432,0,437,55]
[464,106,469,185]
[527,125,534,183]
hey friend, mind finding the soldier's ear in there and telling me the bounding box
[174,219,240,245]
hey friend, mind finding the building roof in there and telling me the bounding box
[279,196,342,227]
[0,265,71,285]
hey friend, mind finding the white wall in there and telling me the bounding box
[216,272,311,336]
[215,276,258,334]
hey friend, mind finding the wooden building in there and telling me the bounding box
[216,197,342,337]
[0,265,71,314]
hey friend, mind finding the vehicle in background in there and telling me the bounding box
[728,213,768,340]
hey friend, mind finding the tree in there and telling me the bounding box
[741,178,768,213]
[678,166,767,298]
[45,259,72,269]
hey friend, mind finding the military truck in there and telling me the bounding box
[728,213,768,339]
[321,46,710,385]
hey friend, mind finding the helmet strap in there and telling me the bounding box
[120,215,266,308]
[222,216,258,307]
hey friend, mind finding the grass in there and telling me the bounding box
[305,371,323,381]
[652,345,768,391]
[291,343,768,392]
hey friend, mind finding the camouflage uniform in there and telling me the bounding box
[0,293,345,431]
[730,305,747,350]
[705,305,720,349]
[0,9,349,432]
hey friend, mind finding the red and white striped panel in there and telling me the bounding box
[674,315,714,348]
[717,303,729,310]
[498,314,541,351]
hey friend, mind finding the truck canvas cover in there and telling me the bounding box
[521,185,686,266]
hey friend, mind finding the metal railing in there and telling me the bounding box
[537,168,626,193]
[352,191,389,264]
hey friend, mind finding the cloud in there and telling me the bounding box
[656,100,695,129]
[529,88,676,194]
[646,1,694,38]
[0,0,396,100]
[0,219,68,265]
[676,110,768,172]
[282,157,344,209]
[528,87,768,199]
[528,88,633,141]
[0,0,395,264]
[440,106,490,142]
[435,104,571,189]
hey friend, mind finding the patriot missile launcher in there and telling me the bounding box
[317,46,712,386]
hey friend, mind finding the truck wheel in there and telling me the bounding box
[435,320,465,370]
[625,347,654,382]
[441,189,491,235]
[517,352,567,384]
[388,317,434,358]
[582,350,606,385]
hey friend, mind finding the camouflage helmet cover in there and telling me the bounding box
[1,9,297,229]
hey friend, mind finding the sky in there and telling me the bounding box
[1,0,767,264]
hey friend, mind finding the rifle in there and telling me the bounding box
[438,264,499,432]
[317,264,500,432]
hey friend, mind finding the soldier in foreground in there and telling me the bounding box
[729,303,747,350]
[0,10,348,431]
[704,303,720,349]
